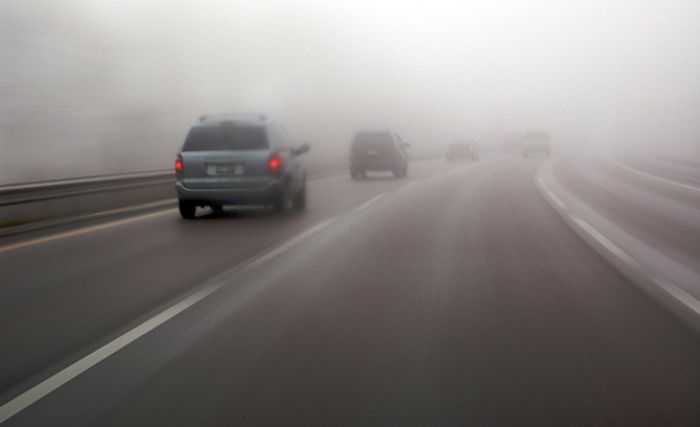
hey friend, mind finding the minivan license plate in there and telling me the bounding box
[210,164,244,175]
[216,164,233,174]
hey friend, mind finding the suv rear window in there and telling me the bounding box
[182,123,268,151]
[352,133,393,151]
[450,141,472,149]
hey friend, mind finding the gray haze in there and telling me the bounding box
[1,0,699,184]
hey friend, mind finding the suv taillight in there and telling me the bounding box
[175,153,183,173]
[268,152,282,174]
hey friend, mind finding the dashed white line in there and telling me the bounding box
[398,180,419,193]
[607,154,700,193]
[243,219,334,270]
[351,193,385,214]
[0,219,334,424]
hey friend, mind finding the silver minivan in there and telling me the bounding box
[175,114,309,219]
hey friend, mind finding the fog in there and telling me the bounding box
[1,0,699,184]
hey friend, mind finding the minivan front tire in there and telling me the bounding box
[179,200,197,219]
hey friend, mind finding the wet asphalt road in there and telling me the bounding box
[2,154,700,425]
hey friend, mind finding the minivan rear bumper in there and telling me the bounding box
[175,180,283,205]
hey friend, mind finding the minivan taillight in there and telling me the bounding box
[268,152,282,173]
[175,153,183,173]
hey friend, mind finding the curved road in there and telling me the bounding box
[2,154,700,425]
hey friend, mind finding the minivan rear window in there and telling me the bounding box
[182,124,268,151]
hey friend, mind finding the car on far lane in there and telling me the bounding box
[446,139,480,161]
[521,131,551,157]
[350,129,409,179]
[175,114,309,219]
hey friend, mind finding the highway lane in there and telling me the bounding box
[4,154,700,425]
[0,159,457,399]
[553,157,700,274]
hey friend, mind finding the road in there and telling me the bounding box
[2,154,700,425]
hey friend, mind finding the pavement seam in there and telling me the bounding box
[0,209,177,254]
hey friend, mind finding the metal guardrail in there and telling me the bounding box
[0,154,353,209]
[0,152,441,231]
[0,170,174,207]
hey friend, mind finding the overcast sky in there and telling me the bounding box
[1,0,699,182]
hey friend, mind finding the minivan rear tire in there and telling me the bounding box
[179,200,196,219]
[293,185,306,211]
[274,184,294,213]
[393,164,407,178]
[351,167,366,180]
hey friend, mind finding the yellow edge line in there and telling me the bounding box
[0,209,176,254]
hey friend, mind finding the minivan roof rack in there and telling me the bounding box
[198,113,267,122]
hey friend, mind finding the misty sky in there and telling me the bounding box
[1,0,699,183]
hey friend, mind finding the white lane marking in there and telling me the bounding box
[653,277,700,316]
[574,212,700,316]
[0,219,334,424]
[538,169,700,320]
[607,154,700,193]
[351,193,385,215]
[425,172,444,182]
[546,189,567,210]
[0,209,177,255]
[398,180,419,193]
[537,172,568,211]
[570,215,638,268]
[243,219,334,270]
[0,282,222,425]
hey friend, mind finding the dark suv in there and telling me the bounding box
[175,114,309,218]
[521,131,551,157]
[350,130,408,179]
[446,139,479,161]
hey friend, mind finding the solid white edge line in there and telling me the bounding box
[570,215,638,268]
[606,154,700,193]
[0,218,334,424]
[536,166,700,320]
[537,172,568,211]
[571,214,700,316]
[653,277,700,316]
[426,172,445,181]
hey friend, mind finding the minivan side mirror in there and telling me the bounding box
[292,143,310,156]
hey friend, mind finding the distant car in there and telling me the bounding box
[502,133,523,152]
[446,140,479,161]
[175,114,309,219]
[350,129,409,179]
[521,131,551,157]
